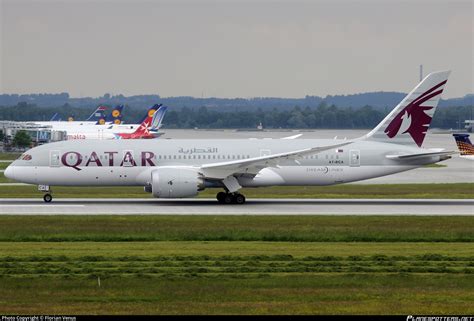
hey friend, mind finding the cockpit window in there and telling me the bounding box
[19,154,32,161]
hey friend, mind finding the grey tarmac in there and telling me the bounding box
[0,198,472,215]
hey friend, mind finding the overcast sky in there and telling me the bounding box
[1,0,472,98]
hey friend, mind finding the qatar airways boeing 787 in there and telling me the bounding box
[5,71,453,204]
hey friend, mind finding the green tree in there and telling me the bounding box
[0,130,4,141]
[288,109,307,128]
[13,130,31,147]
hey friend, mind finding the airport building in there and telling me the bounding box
[0,121,66,151]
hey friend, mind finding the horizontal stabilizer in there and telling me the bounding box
[386,150,454,161]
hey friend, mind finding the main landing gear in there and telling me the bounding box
[216,191,246,204]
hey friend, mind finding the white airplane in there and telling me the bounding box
[33,105,109,127]
[5,71,453,204]
[453,134,474,160]
[45,105,166,140]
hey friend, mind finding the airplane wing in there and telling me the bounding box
[200,142,351,180]
[281,134,303,139]
[386,150,454,160]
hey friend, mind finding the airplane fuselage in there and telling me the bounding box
[33,123,153,140]
[6,138,443,188]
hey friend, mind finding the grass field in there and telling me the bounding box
[423,163,447,168]
[0,241,472,314]
[0,183,473,199]
[0,152,20,160]
[0,215,473,242]
[0,215,473,314]
[2,274,472,315]
[0,161,11,170]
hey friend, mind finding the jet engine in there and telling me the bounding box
[151,167,204,198]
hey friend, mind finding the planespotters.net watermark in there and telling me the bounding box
[407,317,474,321]
[1,317,76,321]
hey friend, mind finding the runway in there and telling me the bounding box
[0,198,472,215]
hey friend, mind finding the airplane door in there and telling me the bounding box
[50,150,60,167]
[260,149,271,157]
[350,150,360,167]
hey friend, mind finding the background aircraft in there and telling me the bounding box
[62,104,166,140]
[5,71,452,204]
[97,105,124,125]
[36,105,108,127]
[453,134,474,160]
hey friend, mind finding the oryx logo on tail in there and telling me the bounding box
[364,71,450,147]
[384,80,447,147]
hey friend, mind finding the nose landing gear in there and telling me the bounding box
[216,191,246,204]
[38,185,53,203]
[43,193,53,203]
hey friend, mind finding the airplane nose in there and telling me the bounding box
[4,165,15,180]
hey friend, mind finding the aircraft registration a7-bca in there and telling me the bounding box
[6,71,453,204]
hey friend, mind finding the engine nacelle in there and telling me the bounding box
[151,167,204,198]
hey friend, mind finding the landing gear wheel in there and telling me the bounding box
[223,194,234,204]
[234,194,246,204]
[43,193,53,203]
[216,192,226,203]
